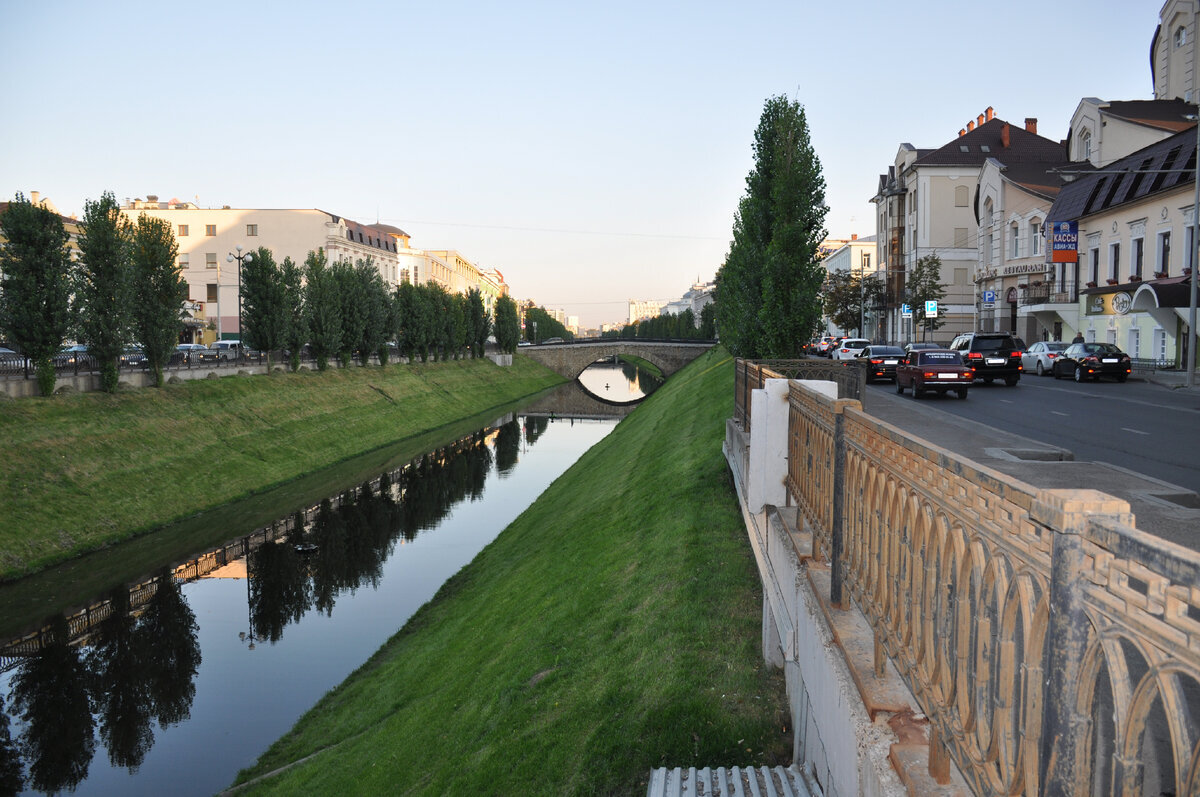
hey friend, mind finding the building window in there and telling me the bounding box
[1089,244,1100,284]
[1011,223,1020,258]
[1176,25,1188,47]
[954,227,967,247]
[178,224,189,237]
[1108,242,1120,281]
[246,224,258,236]
[1030,219,1042,256]
[1079,130,1092,161]
[1128,327,1141,360]
[1154,327,1167,363]
[955,186,968,207]
[1158,230,1171,275]
[207,284,218,303]
[1187,224,1196,273]
[1132,235,1144,278]
[205,224,216,236]
[206,252,217,269]
[178,253,189,268]
[346,230,353,241]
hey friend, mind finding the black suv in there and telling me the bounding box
[948,332,1022,385]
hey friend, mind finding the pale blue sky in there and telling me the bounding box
[0,0,1158,327]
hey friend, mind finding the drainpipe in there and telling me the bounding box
[1190,1,1200,386]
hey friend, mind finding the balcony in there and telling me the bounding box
[1019,279,1079,306]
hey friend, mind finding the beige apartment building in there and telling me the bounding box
[123,197,405,341]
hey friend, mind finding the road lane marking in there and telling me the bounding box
[1051,411,1069,416]
[1121,427,1150,435]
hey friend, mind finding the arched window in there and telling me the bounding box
[955,185,969,207]
[1176,25,1188,48]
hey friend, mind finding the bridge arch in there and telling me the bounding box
[518,340,716,381]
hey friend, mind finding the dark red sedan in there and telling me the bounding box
[895,349,973,399]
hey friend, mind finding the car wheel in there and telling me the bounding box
[1004,375,1019,387]
[1074,365,1084,383]
[896,380,904,394]
[911,384,922,399]
[1053,365,1062,379]
[956,388,968,400]
[1036,361,1045,376]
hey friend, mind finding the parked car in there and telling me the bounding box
[540,337,565,345]
[210,340,242,361]
[1052,342,1132,382]
[119,347,148,367]
[0,347,25,371]
[816,335,841,356]
[903,342,941,355]
[831,338,870,361]
[895,349,973,399]
[54,344,90,367]
[856,345,906,383]
[1021,341,1068,376]
[948,332,1022,385]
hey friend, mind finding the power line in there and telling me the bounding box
[360,215,724,242]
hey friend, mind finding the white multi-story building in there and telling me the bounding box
[822,235,878,338]
[123,197,405,340]
[628,299,667,323]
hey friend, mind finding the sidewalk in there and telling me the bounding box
[1139,369,1200,390]
[866,387,1200,552]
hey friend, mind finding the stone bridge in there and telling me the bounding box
[519,339,716,380]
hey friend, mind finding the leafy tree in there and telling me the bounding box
[87,588,154,771]
[76,191,133,392]
[493,294,519,353]
[129,215,185,387]
[466,288,489,358]
[280,256,307,372]
[0,696,23,795]
[303,248,342,371]
[241,247,289,372]
[522,305,571,343]
[137,570,200,728]
[331,259,364,367]
[0,193,74,396]
[906,254,947,339]
[823,270,883,337]
[699,302,716,339]
[356,261,391,367]
[447,292,469,360]
[716,95,828,358]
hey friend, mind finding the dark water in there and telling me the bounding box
[576,357,663,402]
[0,412,615,796]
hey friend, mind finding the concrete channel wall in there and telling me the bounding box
[726,366,1200,796]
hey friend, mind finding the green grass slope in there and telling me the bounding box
[232,347,790,796]
[0,358,563,578]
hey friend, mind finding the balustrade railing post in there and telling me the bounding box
[1033,491,1128,796]
[831,408,846,608]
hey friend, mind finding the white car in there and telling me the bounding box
[831,338,870,361]
[1020,341,1067,377]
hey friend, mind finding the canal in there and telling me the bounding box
[0,368,655,796]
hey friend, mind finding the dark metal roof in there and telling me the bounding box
[1101,99,1196,132]
[915,118,1067,167]
[1046,126,1197,224]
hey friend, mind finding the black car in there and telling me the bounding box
[948,332,1022,385]
[857,345,905,383]
[1052,342,1132,382]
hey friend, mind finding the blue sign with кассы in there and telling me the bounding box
[1050,221,1078,263]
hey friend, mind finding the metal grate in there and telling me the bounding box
[646,765,819,797]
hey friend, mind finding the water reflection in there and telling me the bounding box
[576,357,663,403]
[0,413,603,795]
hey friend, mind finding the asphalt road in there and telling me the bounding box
[864,371,1200,496]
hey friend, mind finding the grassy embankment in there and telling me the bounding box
[0,358,564,580]
[231,347,790,796]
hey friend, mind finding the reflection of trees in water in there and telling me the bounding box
[4,573,204,791]
[524,416,549,446]
[495,419,520,474]
[10,615,95,793]
[0,417,543,792]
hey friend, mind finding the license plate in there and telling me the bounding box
[937,373,959,380]
[1102,358,1118,363]
[986,358,1005,365]
[884,359,898,365]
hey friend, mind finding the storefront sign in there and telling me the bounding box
[1050,221,1079,263]
[1002,263,1047,275]
[1085,291,1132,316]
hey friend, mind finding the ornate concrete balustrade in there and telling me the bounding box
[727,358,1200,796]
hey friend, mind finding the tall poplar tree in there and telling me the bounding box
[716,96,828,358]
[303,248,341,371]
[280,256,307,372]
[241,247,289,372]
[0,194,74,396]
[493,294,519,353]
[466,287,489,358]
[76,191,132,392]
[129,214,185,387]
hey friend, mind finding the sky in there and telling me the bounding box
[0,0,1159,328]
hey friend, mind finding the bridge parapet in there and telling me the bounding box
[729,358,1200,795]
[520,340,715,380]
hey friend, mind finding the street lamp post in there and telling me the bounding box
[227,245,253,342]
